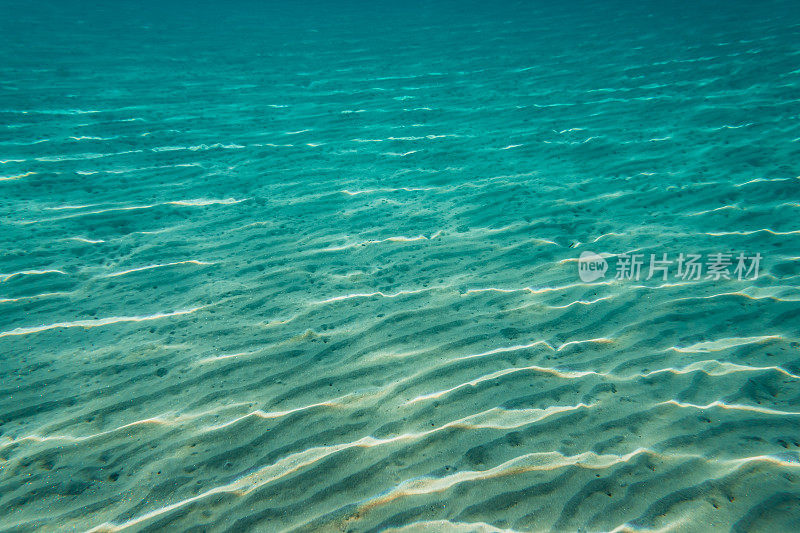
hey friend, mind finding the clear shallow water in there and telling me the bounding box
[1,1,800,531]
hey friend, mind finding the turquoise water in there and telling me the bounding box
[2,1,800,531]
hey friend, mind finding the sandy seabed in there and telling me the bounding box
[1,1,800,531]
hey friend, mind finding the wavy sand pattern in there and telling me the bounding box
[1,1,800,531]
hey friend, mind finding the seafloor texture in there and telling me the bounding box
[2,1,800,531]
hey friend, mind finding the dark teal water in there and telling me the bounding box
[2,1,800,531]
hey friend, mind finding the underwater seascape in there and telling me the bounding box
[2,0,800,531]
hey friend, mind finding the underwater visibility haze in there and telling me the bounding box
[1,0,800,531]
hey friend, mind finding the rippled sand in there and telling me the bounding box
[2,1,800,531]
